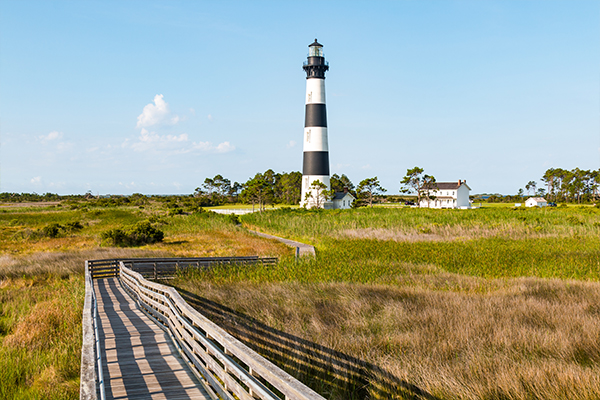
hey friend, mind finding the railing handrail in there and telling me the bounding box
[80,261,103,400]
[119,262,325,400]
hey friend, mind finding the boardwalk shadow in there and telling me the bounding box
[96,278,206,400]
[175,287,440,400]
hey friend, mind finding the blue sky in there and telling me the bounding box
[1,0,598,195]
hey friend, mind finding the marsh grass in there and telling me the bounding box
[167,206,600,399]
[242,207,600,243]
[0,248,180,400]
[0,205,291,400]
[173,274,600,400]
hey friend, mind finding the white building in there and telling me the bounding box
[419,180,471,209]
[525,197,547,207]
[331,189,355,209]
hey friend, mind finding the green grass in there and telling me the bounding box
[205,204,300,210]
[175,205,600,400]
[0,274,84,400]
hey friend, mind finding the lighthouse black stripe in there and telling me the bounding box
[304,104,327,127]
[302,151,330,175]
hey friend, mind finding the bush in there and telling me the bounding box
[228,214,240,225]
[42,223,62,238]
[101,221,164,247]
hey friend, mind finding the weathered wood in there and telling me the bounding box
[79,261,98,400]
[249,230,316,257]
[120,264,325,400]
[94,277,215,400]
[87,257,278,281]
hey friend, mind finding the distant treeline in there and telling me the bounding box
[474,167,600,204]
[5,166,596,206]
[0,170,357,208]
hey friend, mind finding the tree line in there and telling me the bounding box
[194,170,390,209]
[538,168,599,203]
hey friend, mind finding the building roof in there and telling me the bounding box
[332,192,355,200]
[527,197,547,202]
[422,181,471,191]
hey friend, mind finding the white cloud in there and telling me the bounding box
[40,131,63,142]
[189,140,235,153]
[130,129,189,152]
[207,114,214,122]
[362,164,372,169]
[31,176,42,184]
[215,141,234,153]
[287,140,297,148]
[136,94,179,128]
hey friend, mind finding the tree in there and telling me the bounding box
[357,177,386,208]
[400,167,436,207]
[304,180,333,209]
[525,181,537,196]
[330,173,356,195]
[277,171,302,204]
[240,174,274,212]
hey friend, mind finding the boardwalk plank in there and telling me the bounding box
[95,277,213,400]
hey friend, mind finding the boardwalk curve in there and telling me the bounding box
[80,258,326,400]
[95,277,213,400]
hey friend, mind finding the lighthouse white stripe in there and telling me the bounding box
[300,175,331,207]
[303,127,328,152]
[305,79,326,104]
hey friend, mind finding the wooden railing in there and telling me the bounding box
[80,261,102,400]
[81,257,324,400]
[119,262,324,400]
[87,256,278,280]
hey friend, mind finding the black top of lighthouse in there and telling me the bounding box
[303,38,329,79]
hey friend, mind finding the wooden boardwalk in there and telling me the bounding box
[94,278,213,400]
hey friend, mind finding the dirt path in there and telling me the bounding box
[248,230,316,257]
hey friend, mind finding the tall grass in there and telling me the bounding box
[242,207,600,243]
[169,206,600,399]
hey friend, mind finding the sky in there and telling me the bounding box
[1,0,598,196]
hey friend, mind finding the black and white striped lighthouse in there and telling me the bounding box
[301,39,332,208]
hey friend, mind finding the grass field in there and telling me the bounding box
[172,205,600,399]
[0,202,290,400]
[1,201,599,399]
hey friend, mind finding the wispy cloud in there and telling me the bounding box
[127,128,234,154]
[30,176,42,184]
[287,140,297,148]
[188,140,235,153]
[39,131,63,142]
[136,94,179,128]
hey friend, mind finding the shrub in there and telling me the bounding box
[64,221,83,232]
[228,214,240,225]
[42,223,62,238]
[101,221,164,247]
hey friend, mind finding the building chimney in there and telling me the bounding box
[343,186,348,194]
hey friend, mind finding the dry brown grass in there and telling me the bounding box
[338,224,568,242]
[0,248,170,279]
[151,229,292,258]
[174,274,600,400]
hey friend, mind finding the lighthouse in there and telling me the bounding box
[301,39,332,208]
